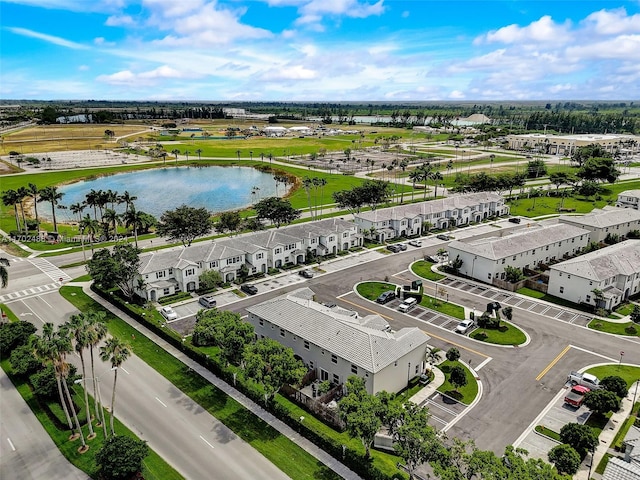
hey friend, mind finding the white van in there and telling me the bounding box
[398,297,418,313]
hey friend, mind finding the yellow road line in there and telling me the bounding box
[338,297,489,359]
[536,345,571,381]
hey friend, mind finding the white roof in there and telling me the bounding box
[619,190,640,198]
[550,240,640,281]
[602,457,640,480]
[246,288,429,373]
[448,223,590,260]
[559,206,640,229]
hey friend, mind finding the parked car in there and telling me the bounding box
[455,319,475,334]
[240,284,258,295]
[408,239,422,247]
[436,234,451,241]
[564,385,590,407]
[568,371,602,390]
[160,306,178,321]
[387,244,401,253]
[376,291,396,304]
[198,296,217,308]
[398,297,418,313]
[298,269,314,278]
[397,243,407,251]
[508,217,521,224]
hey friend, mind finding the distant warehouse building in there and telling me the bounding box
[617,190,640,210]
[506,133,640,156]
[547,240,640,311]
[558,206,640,243]
[447,222,590,283]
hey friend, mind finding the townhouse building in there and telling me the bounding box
[135,218,362,301]
[447,222,590,283]
[616,190,640,210]
[354,192,509,242]
[246,288,430,395]
[558,206,640,243]
[547,240,640,310]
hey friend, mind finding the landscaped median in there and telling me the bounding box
[410,260,445,282]
[62,285,408,480]
[588,318,640,337]
[436,360,478,405]
[469,321,527,346]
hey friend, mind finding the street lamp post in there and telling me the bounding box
[75,367,115,438]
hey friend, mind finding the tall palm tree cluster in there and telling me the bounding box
[31,313,130,451]
[301,176,328,219]
[407,162,444,201]
[1,183,43,233]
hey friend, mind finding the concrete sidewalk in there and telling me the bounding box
[81,284,364,480]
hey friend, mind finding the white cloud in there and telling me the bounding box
[296,0,385,25]
[7,27,89,49]
[401,10,409,18]
[477,15,572,45]
[582,8,640,35]
[94,37,115,46]
[96,65,187,85]
[78,65,90,71]
[260,65,317,80]
[449,90,465,99]
[2,0,125,12]
[105,14,135,26]
[142,0,205,18]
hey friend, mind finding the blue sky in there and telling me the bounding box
[2,0,640,101]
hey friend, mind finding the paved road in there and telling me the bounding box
[0,369,88,480]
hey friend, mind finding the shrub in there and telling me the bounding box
[96,435,149,480]
[625,325,638,335]
[446,347,460,362]
[9,344,41,376]
[548,444,581,475]
[600,376,628,398]
[0,321,37,355]
[560,423,598,455]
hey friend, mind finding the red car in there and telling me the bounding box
[564,385,590,407]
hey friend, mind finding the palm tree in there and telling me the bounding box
[17,186,29,233]
[38,186,64,232]
[236,149,241,161]
[431,171,443,199]
[249,150,253,162]
[195,148,202,161]
[100,337,131,436]
[1,189,21,231]
[105,189,118,211]
[399,160,409,204]
[32,323,73,431]
[171,149,180,165]
[318,178,328,217]
[66,314,95,439]
[119,191,137,214]
[69,202,85,223]
[312,177,322,218]
[27,183,40,227]
[123,206,143,247]
[408,170,421,202]
[102,208,120,237]
[79,214,100,254]
[302,177,313,218]
[84,189,100,220]
[87,311,108,438]
[0,257,9,288]
[426,346,442,365]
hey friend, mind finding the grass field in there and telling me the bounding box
[410,260,446,281]
[419,294,465,319]
[588,319,640,337]
[469,322,527,345]
[436,360,478,405]
[356,281,396,300]
[585,365,640,388]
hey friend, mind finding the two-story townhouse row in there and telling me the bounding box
[447,222,591,283]
[558,206,640,243]
[616,190,640,210]
[547,240,640,310]
[353,193,509,242]
[241,230,305,268]
[283,218,363,256]
[136,240,247,301]
[246,288,430,395]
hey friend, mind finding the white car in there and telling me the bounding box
[408,239,422,247]
[160,306,178,321]
[455,319,475,334]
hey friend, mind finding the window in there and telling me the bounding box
[501,259,505,264]
[586,295,591,302]
[513,256,516,261]
[545,245,549,251]
[163,287,170,295]
[168,268,173,274]
[309,361,314,369]
[275,248,282,254]
[259,319,264,326]
[210,261,218,268]
[343,232,349,237]
[351,364,358,374]
[256,253,264,260]
[186,268,195,276]
[559,286,564,293]
[488,273,492,279]
[331,354,337,364]
[156,271,166,279]
[304,340,310,350]
[532,249,536,254]
[333,374,340,384]
[329,236,335,241]
[280,328,285,337]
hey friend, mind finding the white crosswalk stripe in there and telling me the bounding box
[0,283,61,303]
[28,258,72,282]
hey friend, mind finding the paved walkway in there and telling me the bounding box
[79,283,364,480]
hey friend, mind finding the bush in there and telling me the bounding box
[446,347,460,362]
[0,321,37,355]
[560,423,598,455]
[625,325,637,335]
[600,376,628,398]
[548,444,581,475]
[9,344,41,376]
[96,435,149,480]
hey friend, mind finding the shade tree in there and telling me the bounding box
[156,204,212,246]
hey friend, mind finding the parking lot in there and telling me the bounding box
[382,297,471,335]
[438,277,594,327]
[416,391,468,430]
[516,386,592,461]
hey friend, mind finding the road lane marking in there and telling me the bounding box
[7,437,16,451]
[199,436,215,449]
[19,300,44,324]
[568,345,616,362]
[536,345,571,381]
[38,295,53,309]
[474,357,493,372]
[155,397,167,408]
[120,367,130,375]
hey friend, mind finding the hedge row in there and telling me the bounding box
[91,284,402,480]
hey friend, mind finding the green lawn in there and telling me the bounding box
[410,260,445,281]
[516,287,594,313]
[356,281,396,301]
[614,303,636,316]
[585,365,640,388]
[420,295,465,319]
[588,319,640,337]
[436,360,478,405]
[469,322,527,346]
[534,425,561,442]
[58,286,355,480]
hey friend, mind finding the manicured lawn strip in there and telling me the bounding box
[60,286,344,480]
[588,319,640,337]
[585,412,612,437]
[534,425,561,442]
[469,322,527,345]
[356,281,396,301]
[436,360,478,405]
[420,295,465,319]
[0,358,182,480]
[595,453,612,475]
[585,365,640,389]
[517,287,596,313]
[610,414,638,451]
[0,303,21,322]
[614,303,636,316]
[410,260,445,281]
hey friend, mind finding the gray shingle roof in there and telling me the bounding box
[448,223,590,259]
[550,240,640,280]
[355,192,504,222]
[246,287,429,373]
[559,206,640,228]
[602,457,640,480]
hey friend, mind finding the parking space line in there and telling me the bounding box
[199,435,215,449]
[535,345,571,381]
[155,397,167,408]
[569,344,616,362]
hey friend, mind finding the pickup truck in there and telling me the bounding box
[564,385,590,407]
[567,371,601,390]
